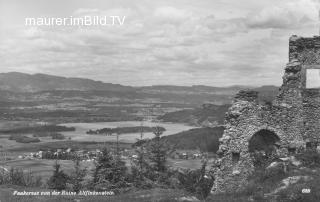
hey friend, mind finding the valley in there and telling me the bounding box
[0,72,280,201]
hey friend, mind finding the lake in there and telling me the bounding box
[59,121,196,143]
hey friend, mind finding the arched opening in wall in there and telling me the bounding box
[249,129,280,155]
[249,129,281,168]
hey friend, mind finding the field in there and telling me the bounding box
[0,157,204,182]
[167,159,204,170]
[0,159,87,180]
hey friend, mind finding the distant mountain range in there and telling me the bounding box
[0,72,278,96]
[0,72,133,92]
[0,72,280,123]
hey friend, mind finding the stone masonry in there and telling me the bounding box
[211,35,320,193]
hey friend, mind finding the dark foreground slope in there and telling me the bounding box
[161,126,225,152]
[2,150,320,202]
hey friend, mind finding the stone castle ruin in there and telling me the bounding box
[212,35,320,193]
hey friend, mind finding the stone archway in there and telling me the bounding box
[248,129,280,155]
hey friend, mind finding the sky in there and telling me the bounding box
[0,0,320,86]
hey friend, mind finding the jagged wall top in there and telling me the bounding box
[289,35,320,64]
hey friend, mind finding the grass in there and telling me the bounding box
[0,159,94,181]
[167,159,203,170]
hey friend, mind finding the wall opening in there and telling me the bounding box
[232,152,240,163]
[288,147,296,154]
[306,69,320,89]
[249,129,280,155]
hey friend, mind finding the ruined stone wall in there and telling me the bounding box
[212,35,320,193]
[211,90,305,193]
[302,90,320,142]
[287,35,320,142]
[289,35,320,64]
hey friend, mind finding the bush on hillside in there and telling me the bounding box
[47,161,69,191]
[177,162,214,200]
[277,173,320,202]
[69,158,87,193]
[0,168,42,187]
[296,150,320,168]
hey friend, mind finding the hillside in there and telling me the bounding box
[157,86,279,126]
[157,104,230,126]
[0,72,278,98]
[139,85,248,95]
[161,126,225,152]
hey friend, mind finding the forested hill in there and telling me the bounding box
[161,126,225,153]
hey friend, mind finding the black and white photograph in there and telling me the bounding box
[0,0,320,201]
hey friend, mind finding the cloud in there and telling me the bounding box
[154,6,193,24]
[246,0,319,29]
[1,0,320,86]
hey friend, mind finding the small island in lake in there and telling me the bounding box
[86,126,166,135]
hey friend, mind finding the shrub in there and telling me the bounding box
[177,162,214,200]
[295,150,320,168]
[250,151,278,169]
[130,166,154,189]
[277,173,320,202]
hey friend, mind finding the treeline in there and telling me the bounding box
[8,132,66,143]
[86,126,166,135]
[33,132,66,140]
[0,125,75,134]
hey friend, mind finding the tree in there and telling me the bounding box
[47,160,69,190]
[93,148,128,191]
[69,156,86,193]
[148,126,167,173]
